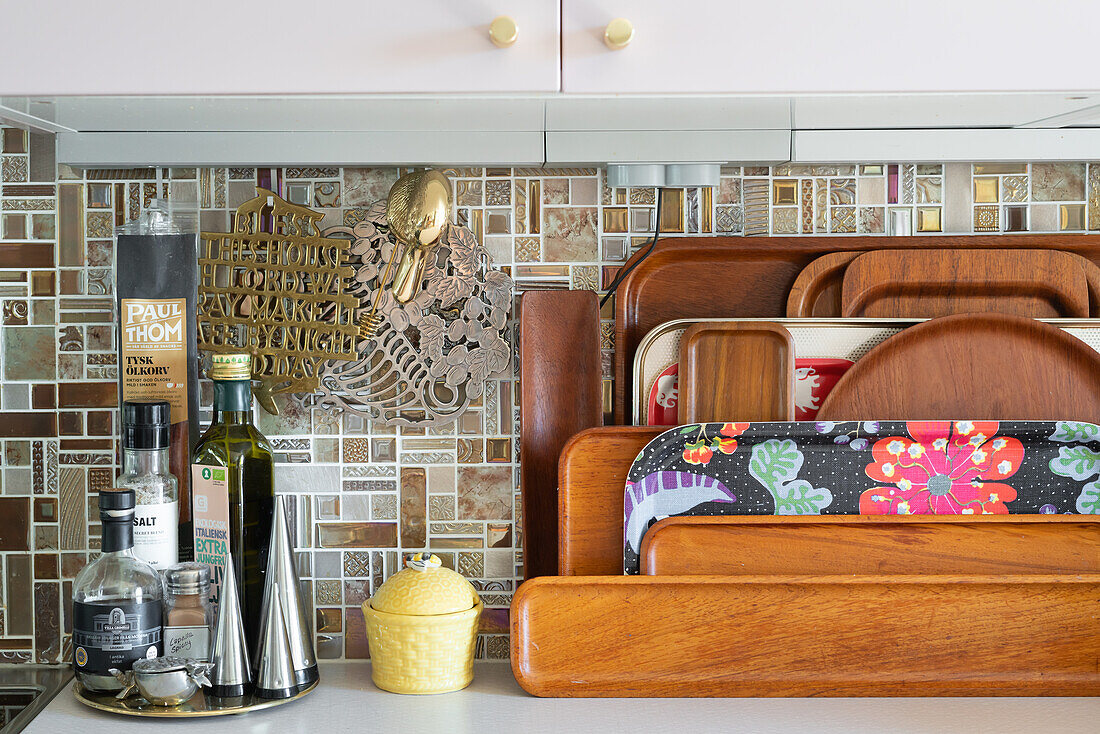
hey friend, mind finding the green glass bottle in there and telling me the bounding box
[191,353,273,654]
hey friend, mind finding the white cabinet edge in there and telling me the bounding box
[793,128,1100,162]
[546,130,791,165]
[56,131,545,167]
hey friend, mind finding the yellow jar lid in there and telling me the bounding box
[370,553,479,616]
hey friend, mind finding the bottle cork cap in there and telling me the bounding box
[210,353,251,381]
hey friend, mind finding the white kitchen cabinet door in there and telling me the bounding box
[562,0,1100,95]
[0,1,559,95]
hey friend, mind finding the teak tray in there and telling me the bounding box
[559,426,663,576]
[640,515,1100,576]
[818,313,1100,422]
[613,234,1100,423]
[511,575,1100,697]
[840,249,1091,318]
[677,321,794,424]
[520,290,602,578]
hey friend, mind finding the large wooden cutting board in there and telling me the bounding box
[817,313,1100,422]
[520,290,602,578]
[840,249,1091,318]
[511,575,1100,697]
[640,515,1100,576]
[678,321,795,424]
[559,426,664,575]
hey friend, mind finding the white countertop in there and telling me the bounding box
[27,662,1100,734]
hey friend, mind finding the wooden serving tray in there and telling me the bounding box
[640,515,1100,576]
[520,290,602,578]
[511,574,1100,697]
[613,235,1100,423]
[559,426,663,575]
[840,249,1091,318]
[818,313,1100,421]
[678,321,794,424]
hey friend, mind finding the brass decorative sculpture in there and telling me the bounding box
[313,199,513,427]
[197,189,359,413]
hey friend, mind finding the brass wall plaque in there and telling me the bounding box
[197,188,358,404]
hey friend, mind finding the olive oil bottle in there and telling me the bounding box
[191,353,274,653]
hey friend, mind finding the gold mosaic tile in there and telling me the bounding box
[772,179,797,205]
[974,177,999,203]
[513,179,527,234]
[528,181,540,233]
[456,179,482,207]
[973,205,999,232]
[915,177,941,204]
[1031,163,1085,202]
[658,189,684,233]
[829,179,855,205]
[743,179,769,236]
[772,207,798,234]
[916,207,942,232]
[629,187,656,205]
[814,178,827,233]
[915,164,942,176]
[602,207,627,233]
[1002,175,1028,203]
[515,236,539,262]
[974,163,1027,175]
[800,180,813,234]
[700,187,712,233]
[860,164,884,175]
[829,206,856,233]
[1061,203,1086,231]
[1090,164,1100,231]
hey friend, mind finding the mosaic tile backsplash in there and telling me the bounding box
[3,123,1100,665]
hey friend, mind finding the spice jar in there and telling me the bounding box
[163,562,214,661]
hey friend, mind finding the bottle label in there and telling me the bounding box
[119,297,189,423]
[133,501,179,570]
[72,600,162,676]
[192,464,230,607]
[164,624,211,661]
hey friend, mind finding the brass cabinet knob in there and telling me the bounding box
[603,18,634,50]
[489,16,519,48]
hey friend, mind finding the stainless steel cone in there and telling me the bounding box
[209,551,252,697]
[253,581,297,699]
[255,495,318,689]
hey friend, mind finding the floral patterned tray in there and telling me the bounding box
[623,420,1100,574]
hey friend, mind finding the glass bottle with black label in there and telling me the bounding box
[72,489,163,692]
[118,401,179,570]
[191,353,274,654]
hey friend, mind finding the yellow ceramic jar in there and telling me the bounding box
[362,553,483,694]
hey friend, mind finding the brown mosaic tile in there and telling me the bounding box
[34,554,59,579]
[974,205,999,232]
[0,412,57,438]
[59,467,85,550]
[58,412,82,436]
[344,609,369,659]
[0,497,30,549]
[58,382,117,408]
[316,522,398,548]
[3,570,32,639]
[34,497,57,522]
[60,553,87,578]
[316,608,342,634]
[34,582,60,663]
[400,467,426,548]
[35,526,59,550]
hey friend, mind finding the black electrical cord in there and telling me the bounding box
[599,186,665,309]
